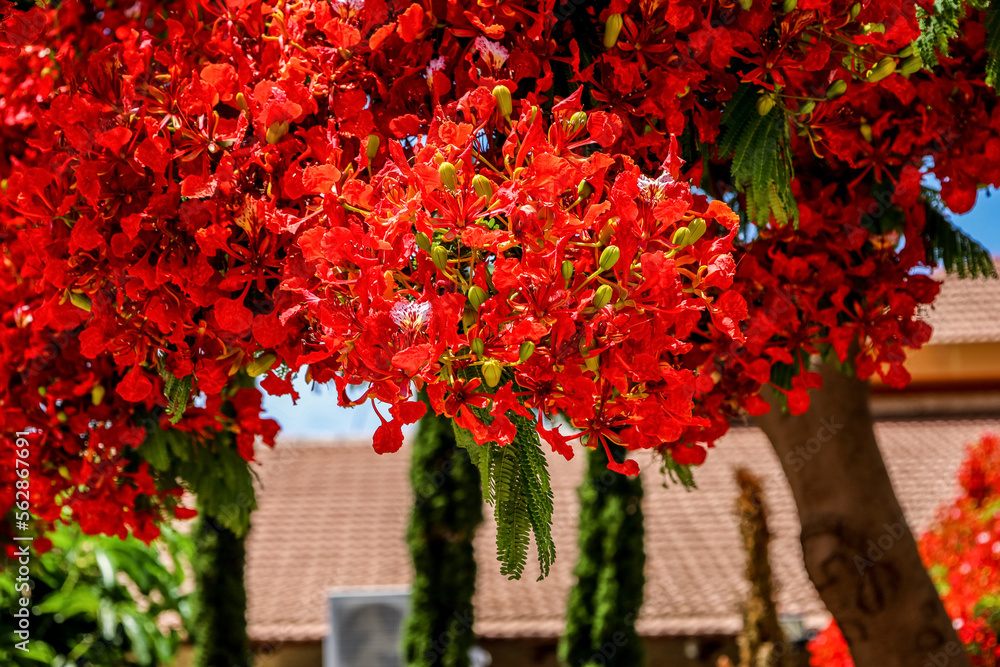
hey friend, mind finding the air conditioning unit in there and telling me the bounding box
[324,588,410,667]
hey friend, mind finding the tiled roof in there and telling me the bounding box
[245,417,1000,642]
[922,266,1000,345]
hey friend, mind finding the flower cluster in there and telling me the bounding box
[1,0,999,540]
[809,433,1000,666]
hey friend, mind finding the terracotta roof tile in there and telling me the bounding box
[245,417,1000,642]
[922,266,1000,345]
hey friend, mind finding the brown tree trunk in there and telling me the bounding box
[754,357,969,667]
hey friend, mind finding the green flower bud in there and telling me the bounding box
[798,101,816,116]
[900,54,923,75]
[472,174,493,200]
[686,218,707,244]
[519,341,535,362]
[482,359,503,388]
[672,226,691,247]
[266,120,289,145]
[414,231,431,253]
[57,411,68,423]
[898,44,914,58]
[599,245,620,271]
[69,292,92,312]
[568,111,588,133]
[865,56,896,83]
[738,0,752,9]
[561,260,574,284]
[782,0,797,12]
[825,79,848,99]
[584,352,600,374]
[849,2,861,19]
[756,94,775,116]
[471,337,485,358]
[439,161,457,191]
[38,386,46,397]
[366,134,380,159]
[593,284,614,309]
[860,122,873,143]
[235,92,250,112]
[431,245,449,271]
[247,352,277,377]
[492,85,513,118]
[468,285,488,310]
[91,384,105,406]
[577,180,593,198]
[603,13,623,49]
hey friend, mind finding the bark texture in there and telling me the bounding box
[755,359,968,667]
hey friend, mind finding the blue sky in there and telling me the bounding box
[262,193,999,439]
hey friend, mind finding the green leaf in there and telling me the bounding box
[718,85,798,226]
[158,365,192,425]
[985,0,1000,87]
[923,197,998,279]
[915,0,990,70]
[451,371,556,580]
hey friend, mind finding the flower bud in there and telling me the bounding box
[756,94,775,116]
[561,260,574,284]
[492,85,513,118]
[266,120,289,145]
[471,337,485,358]
[599,245,620,271]
[686,218,707,244]
[57,411,68,423]
[482,359,503,388]
[472,174,493,200]
[584,353,600,374]
[900,54,923,75]
[825,79,848,99]
[798,101,816,116]
[415,231,431,253]
[738,0,752,9]
[865,56,896,83]
[235,92,250,112]
[603,13,623,49]
[247,352,277,377]
[468,285,488,309]
[598,224,613,245]
[860,122,873,143]
[439,161,457,191]
[593,284,613,309]
[519,340,535,362]
[69,291,92,312]
[366,134,380,159]
[568,111,588,133]
[849,2,861,18]
[672,226,690,247]
[782,0,797,11]
[431,245,449,271]
[38,386,46,397]
[577,180,593,198]
[91,384,105,406]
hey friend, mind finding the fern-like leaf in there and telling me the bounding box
[158,365,192,425]
[451,370,557,580]
[985,0,1000,87]
[922,198,998,279]
[718,85,798,226]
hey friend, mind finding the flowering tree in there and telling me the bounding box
[808,433,1000,666]
[1,0,999,664]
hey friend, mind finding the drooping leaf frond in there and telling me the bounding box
[923,196,998,279]
[718,84,798,227]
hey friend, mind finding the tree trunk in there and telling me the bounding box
[193,510,252,667]
[754,358,968,667]
[559,442,645,667]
